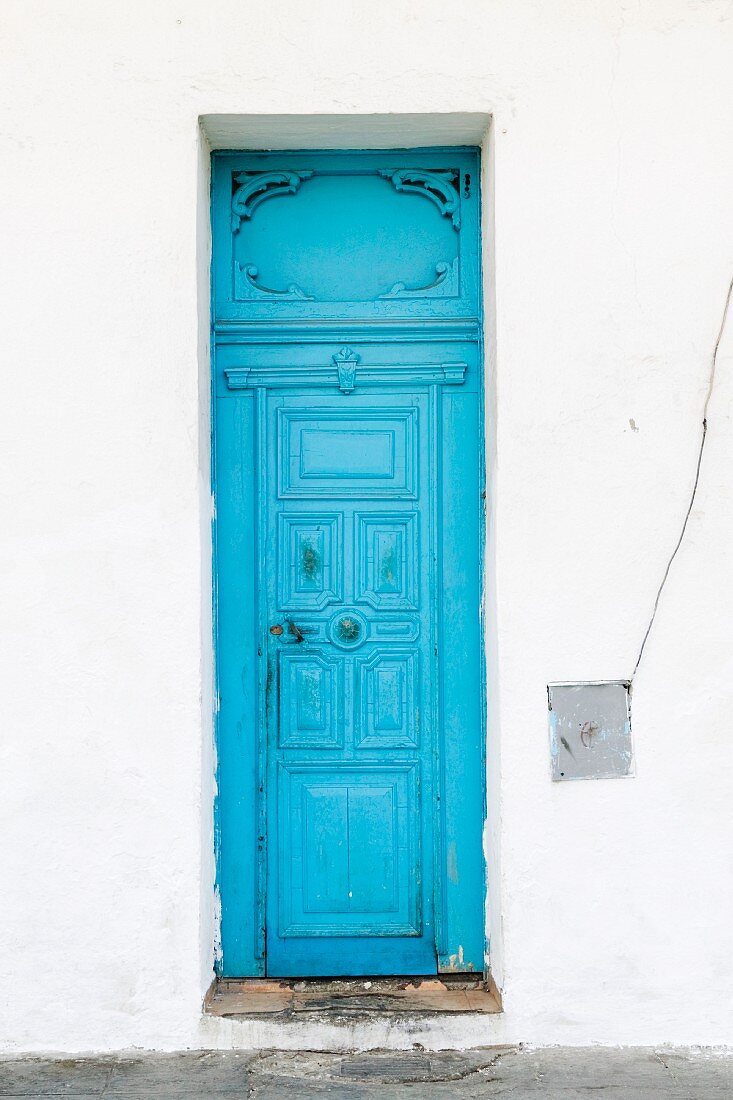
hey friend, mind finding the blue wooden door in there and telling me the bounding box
[214,150,485,977]
[264,389,435,975]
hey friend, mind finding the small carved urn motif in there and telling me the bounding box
[333,346,360,394]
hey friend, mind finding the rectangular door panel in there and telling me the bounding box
[277,763,419,937]
[278,652,344,749]
[356,650,419,749]
[355,512,419,610]
[277,512,343,610]
[278,408,417,498]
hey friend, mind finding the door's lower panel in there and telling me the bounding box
[277,762,421,939]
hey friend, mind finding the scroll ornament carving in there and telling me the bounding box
[378,168,461,230]
[235,263,314,301]
[231,169,314,232]
[379,257,459,300]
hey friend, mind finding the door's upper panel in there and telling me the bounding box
[212,150,480,324]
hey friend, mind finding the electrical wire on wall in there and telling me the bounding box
[630,273,733,686]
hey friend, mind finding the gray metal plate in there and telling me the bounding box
[548,681,634,781]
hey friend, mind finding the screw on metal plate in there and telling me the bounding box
[548,681,633,781]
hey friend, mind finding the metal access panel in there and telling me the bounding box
[548,681,634,781]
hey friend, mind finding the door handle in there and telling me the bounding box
[269,619,308,643]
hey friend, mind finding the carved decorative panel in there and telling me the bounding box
[356,650,419,749]
[278,513,343,611]
[279,652,343,748]
[355,512,418,610]
[229,169,460,303]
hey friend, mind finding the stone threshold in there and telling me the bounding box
[205,975,501,1018]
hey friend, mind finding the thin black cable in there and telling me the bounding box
[631,273,733,683]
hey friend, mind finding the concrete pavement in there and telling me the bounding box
[0,1046,730,1098]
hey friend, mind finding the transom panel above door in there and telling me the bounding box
[213,149,486,980]
[212,150,480,325]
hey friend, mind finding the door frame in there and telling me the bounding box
[210,145,488,979]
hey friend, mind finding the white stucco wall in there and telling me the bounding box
[1,0,732,1053]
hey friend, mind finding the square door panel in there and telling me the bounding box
[278,513,343,610]
[355,512,418,609]
[278,408,417,498]
[279,652,344,748]
[356,650,419,748]
[278,763,420,937]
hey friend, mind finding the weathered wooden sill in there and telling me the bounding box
[204,975,501,1018]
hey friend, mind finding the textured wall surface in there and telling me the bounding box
[0,0,731,1052]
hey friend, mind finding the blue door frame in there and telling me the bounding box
[212,149,486,977]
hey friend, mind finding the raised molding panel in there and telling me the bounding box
[277,762,420,937]
[372,619,420,643]
[356,650,420,749]
[378,168,461,230]
[277,512,343,611]
[278,652,344,749]
[355,511,418,610]
[231,169,314,232]
[278,407,417,499]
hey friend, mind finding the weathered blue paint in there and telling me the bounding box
[213,149,486,977]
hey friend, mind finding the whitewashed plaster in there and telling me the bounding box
[0,0,732,1053]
